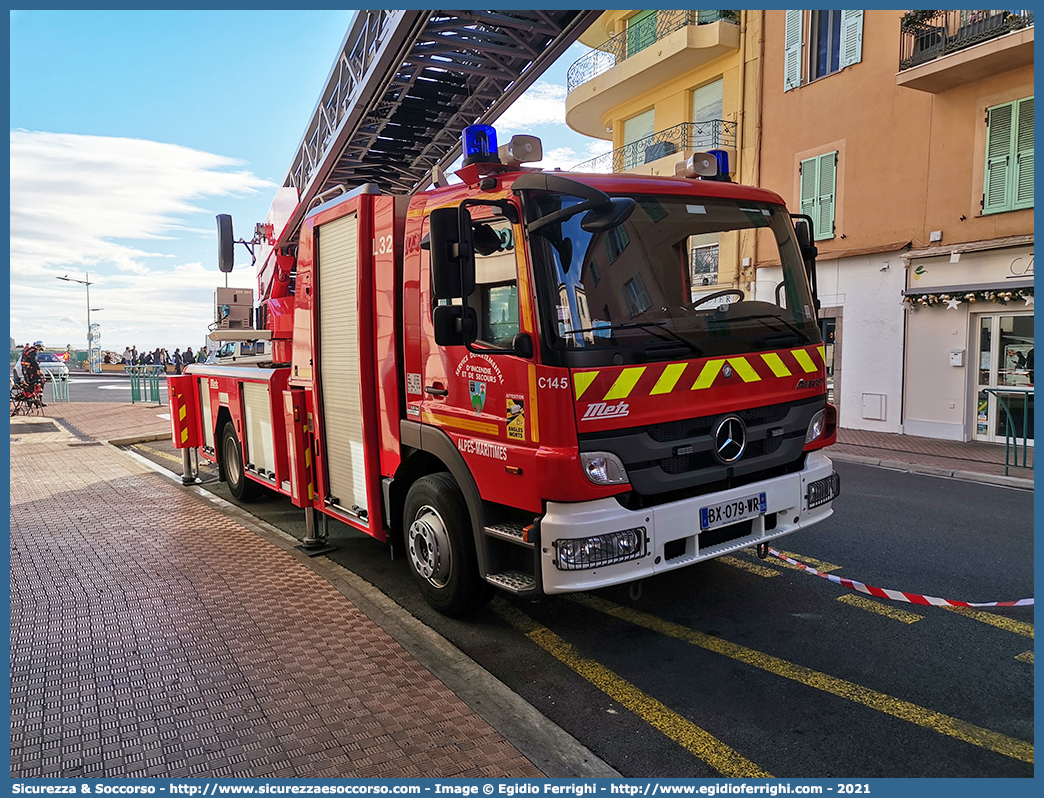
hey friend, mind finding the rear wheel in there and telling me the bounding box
[403,473,492,616]
[220,421,264,501]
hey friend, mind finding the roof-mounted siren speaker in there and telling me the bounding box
[498,135,543,167]
[461,124,501,166]
[676,150,732,182]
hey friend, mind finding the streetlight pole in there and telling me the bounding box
[56,272,94,371]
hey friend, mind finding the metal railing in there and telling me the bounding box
[127,365,165,405]
[571,120,736,173]
[46,372,70,403]
[899,9,1033,71]
[567,11,740,92]
[983,387,1034,475]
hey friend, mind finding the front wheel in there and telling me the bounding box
[220,421,264,501]
[403,473,492,616]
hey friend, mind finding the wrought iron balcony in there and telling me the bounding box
[899,9,1033,70]
[567,11,739,93]
[571,120,737,174]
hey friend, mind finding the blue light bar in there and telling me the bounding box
[706,149,731,181]
[462,124,500,166]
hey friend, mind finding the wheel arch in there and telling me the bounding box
[214,406,234,482]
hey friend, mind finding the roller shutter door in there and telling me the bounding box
[316,213,368,515]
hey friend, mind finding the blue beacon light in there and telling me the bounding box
[461,124,500,166]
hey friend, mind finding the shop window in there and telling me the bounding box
[983,97,1034,215]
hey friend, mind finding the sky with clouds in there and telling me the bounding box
[9,10,611,355]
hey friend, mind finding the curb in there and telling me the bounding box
[106,432,171,447]
[829,451,1034,490]
[115,444,620,779]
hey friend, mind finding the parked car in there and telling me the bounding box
[12,352,70,382]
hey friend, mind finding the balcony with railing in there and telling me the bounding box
[897,9,1034,93]
[565,11,740,138]
[571,120,737,174]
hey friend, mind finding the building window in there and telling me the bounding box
[623,274,652,317]
[983,97,1034,215]
[626,10,657,57]
[623,108,655,170]
[605,226,630,263]
[800,152,837,241]
[785,10,863,90]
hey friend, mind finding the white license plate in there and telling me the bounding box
[700,492,767,531]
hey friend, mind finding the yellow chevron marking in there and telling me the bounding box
[178,404,187,421]
[728,357,761,383]
[573,371,599,401]
[793,348,818,373]
[604,367,646,400]
[650,363,687,395]
[761,353,792,378]
[305,448,311,468]
[691,360,724,390]
[817,345,826,363]
[180,429,188,444]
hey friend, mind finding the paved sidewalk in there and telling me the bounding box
[9,414,556,779]
[831,427,1033,489]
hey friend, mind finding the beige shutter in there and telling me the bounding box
[316,212,368,515]
[242,381,275,476]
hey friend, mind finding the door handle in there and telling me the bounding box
[425,385,449,396]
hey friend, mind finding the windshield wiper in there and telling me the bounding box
[563,320,704,356]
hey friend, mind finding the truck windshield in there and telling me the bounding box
[524,194,820,363]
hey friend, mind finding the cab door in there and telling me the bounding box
[415,212,542,510]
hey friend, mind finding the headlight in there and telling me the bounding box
[579,451,628,485]
[805,408,825,444]
[555,527,646,570]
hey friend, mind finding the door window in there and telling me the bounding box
[974,313,1033,442]
[468,218,520,348]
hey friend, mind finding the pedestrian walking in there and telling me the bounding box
[173,348,183,375]
[122,347,133,365]
[197,347,208,363]
[184,346,195,366]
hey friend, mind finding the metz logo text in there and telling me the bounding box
[582,401,630,421]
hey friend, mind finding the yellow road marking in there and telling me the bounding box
[760,353,792,378]
[756,548,843,574]
[728,357,761,382]
[573,371,599,401]
[604,367,646,400]
[718,555,780,579]
[837,594,923,624]
[650,363,687,395]
[692,360,724,390]
[570,594,1034,764]
[492,600,772,778]
[942,606,1034,639]
[1015,651,1033,664]
[792,348,818,373]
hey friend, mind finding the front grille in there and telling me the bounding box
[579,396,823,500]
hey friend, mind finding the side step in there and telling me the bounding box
[484,521,532,547]
[486,570,537,594]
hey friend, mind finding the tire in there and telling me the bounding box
[220,421,264,501]
[403,472,493,617]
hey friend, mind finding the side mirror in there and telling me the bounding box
[217,214,235,273]
[580,197,636,233]
[511,333,534,359]
[433,305,477,347]
[429,207,475,299]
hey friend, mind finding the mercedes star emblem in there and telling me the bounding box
[713,416,746,463]
[722,363,734,379]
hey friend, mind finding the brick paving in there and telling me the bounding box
[9,422,543,779]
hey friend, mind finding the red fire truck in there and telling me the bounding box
[168,126,840,616]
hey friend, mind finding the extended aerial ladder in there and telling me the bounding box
[254,9,599,301]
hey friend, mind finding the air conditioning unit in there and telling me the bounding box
[215,288,253,330]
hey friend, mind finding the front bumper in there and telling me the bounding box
[539,451,837,593]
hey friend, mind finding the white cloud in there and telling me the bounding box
[495,82,568,133]
[10,130,271,351]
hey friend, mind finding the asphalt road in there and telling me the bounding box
[126,439,1035,779]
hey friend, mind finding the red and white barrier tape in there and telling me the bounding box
[767,549,1034,608]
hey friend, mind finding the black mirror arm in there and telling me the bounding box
[526,198,606,234]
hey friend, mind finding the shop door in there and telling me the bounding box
[973,313,1034,444]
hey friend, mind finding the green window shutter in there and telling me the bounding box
[784,10,803,91]
[799,156,818,222]
[627,10,657,57]
[983,102,1014,214]
[816,152,837,240]
[839,10,863,68]
[1013,96,1034,210]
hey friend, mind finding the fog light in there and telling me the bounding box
[807,472,841,508]
[805,408,825,444]
[555,528,645,570]
[579,451,628,485]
